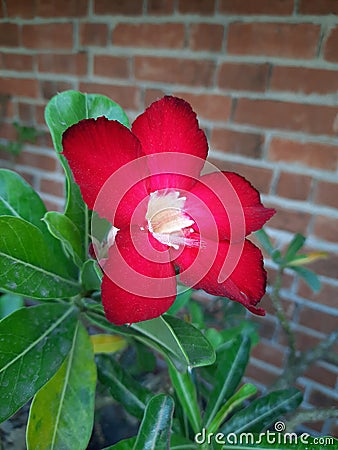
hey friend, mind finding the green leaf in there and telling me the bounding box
[284,234,306,263]
[0,216,80,299]
[188,300,206,329]
[96,354,152,420]
[167,287,193,315]
[221,388,303,434]
[204,335,251,427]
[290,266,321,292]
[81,259,102,291]
[0,303,78,422]
[0,169,47,231]
[26,322,96,450]
[133,394,174,450]
[0,293,24,319]
[102,437,136,450]
[168,364,201,433]
[254,229,274,256]
[86,310,215,370]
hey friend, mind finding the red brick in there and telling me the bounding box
[38,53,87,76]
[310,389,338,408]
[251,341,285,368]
[314,180,338,209]
[306,252,338,279]
[298,281,338,310]
[178,0,215,14]
[43,198,63,212]
[0,23,20,47]
[79,23,108,46]
[234,99,338,136]
[189,23,224,51]
[18,102,35,124]
[144,88,166,108]
[1,53,34,71]
[270,66,338,95]
[276,172,312,201]
[299,306,338,334]
[22,24,73,50]
[40,179,65,197]
[219,0,293,14]
[245,362,278,385]
[134,56,215,87]
[94,0,143,15]
[304,363,337,388]
[313,215,338,242]
[209,158,273,194]
[218,63,269,92]
[210,128,263,158]
[147,0,174,14]
[36,0,88,17]
[173,92,232,122]
[227,22,320,59]
[267,206,311,235]
[94,55,130,79]
[6,0,35,18]
[17,151,58,172]
[113,23,185,49]
[250,315,276,339]
[79,82,139,110]
[40,80,75,100]
[0,122,17,140]
[268,138,338,171]
[0,77,39,98]
[299,0,338,14]
[324,26,338,62]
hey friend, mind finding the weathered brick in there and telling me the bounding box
[17,151,58,172]
[6,0,35,18]
[18,102,35,124]
[298,281,338,310]
[94,55,130,79]
[79,82,139,110]
[267,206,311,235]
[268,138,338,171]
[134,56,215,87]
[219,0,294,15]
[218,62,269,92]
[314,180,338,209]
[304,363,337,389]
[306,252,338,279]
[36,0,88,17]
[40,80,75,100]
[38,53,88,76]
[245,363,278,386]
[0,23,20,47]
[209,158,273,194]
[323,26,338,62]
[189,23,224,51]
[299,0,338,14]
[178,0,216,14]
[270,66,338,95]
[1,53,34,71]
[40,178,65,197]
[113,23,185,49]
[79,23,108,46]
[43,198,63,212]
[313,215,338,242]
[251,341,285,368]
[0,77,39,98]
[299,306,338,334]
[227,22,320,59]
[147,0,174,14]
[210,128,263,158]
[275,172,312,201]
[173,92,232,122]
[94,0,143,15]
[144,88,166,107]
[234,99,338,136]
[22,23,73,49]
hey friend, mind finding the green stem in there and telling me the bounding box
[287,407,338,431]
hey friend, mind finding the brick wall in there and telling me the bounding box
[0,0,337,435]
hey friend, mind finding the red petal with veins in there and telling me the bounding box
[185,172,275,241]
[132,96,208,192]
[102,228,176,325]
[62,117,148,225]
[173,235,266,315]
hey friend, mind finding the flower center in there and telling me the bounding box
[146,190,196,249]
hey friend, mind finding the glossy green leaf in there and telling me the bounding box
[290,266,321,292]
[0,169,46,232]
[102,437,136,450]
[188,300,206,329]
[133,394,174,450]
[96,354,152,420]
[171,434,197,449]
[26,322,96,450]
[0,293,24,319]
[43,211,84,266]
[168,364,201,433]
[0,303,78,422]
[0,216,80,298]
[254,229,274,256]
[221,388,303,434]
[284,233,305,263]
[81,259,102,291]
[86,310,215,370]
[205,335,251,427]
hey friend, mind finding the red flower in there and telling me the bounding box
[62,96,275,325]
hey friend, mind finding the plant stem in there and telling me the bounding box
[286,407,338,431]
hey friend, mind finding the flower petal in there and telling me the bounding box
[132,96,208,191]
[184,172,275,240]
[173,235,266,315]
[62,117,147,216]
[101,228,176,325]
